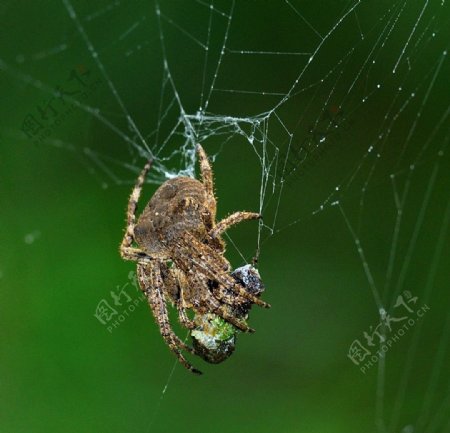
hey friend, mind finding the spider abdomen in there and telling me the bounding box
[134,177,214,254]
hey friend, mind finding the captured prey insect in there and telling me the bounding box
[191,264,266,364]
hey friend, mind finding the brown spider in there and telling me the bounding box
[120,144,270,374]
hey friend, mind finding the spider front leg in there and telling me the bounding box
[196,143,217,219]
[138,263,201,375]
[175,234,270,309]
[211,211,261,239]
[120,159,152,262]
[196,144,214,196]
[189,271,255,333]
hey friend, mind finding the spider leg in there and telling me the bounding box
[120,159,152,260]
[203,294,255,332]
[175,235,271,309]
[177,301,195,330]
[120,247,152,264]
[139,264,195,354]
[162,266,196,330]
[211,211,261,238]
[189,271,255,332]
[192,235,269,308]
[138,264,201,375]
[196,143,214,198]
[168,266,196,329]
[203,255,270,309]
[196,143,218,222]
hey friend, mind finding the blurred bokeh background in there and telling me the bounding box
[1,1,449,432]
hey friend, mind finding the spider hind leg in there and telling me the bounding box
[139,264,202,375]
[120,159,153,261]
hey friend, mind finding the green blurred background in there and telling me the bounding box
[1,1,449,432]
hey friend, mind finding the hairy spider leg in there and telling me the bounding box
[120,159,153,262]
[188,270,255,333]
[173,238,269,329]
[139,264,202,375]
[211,211,261,238]
[176,300,196,330]
[177,234,270,309]
[172,270,196,329]
[197,144,217,226]
[158,265,196,330]
[196,143,214,197]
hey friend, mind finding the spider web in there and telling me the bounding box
[1,0,449,432]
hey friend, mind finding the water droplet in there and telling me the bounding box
[24,230,41,245]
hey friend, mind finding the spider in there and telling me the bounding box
[120,144,270,374]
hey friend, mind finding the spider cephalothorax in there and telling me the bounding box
[120,144,269,374]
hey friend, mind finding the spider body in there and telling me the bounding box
[120,144,270,374]
[134,176,222,259]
